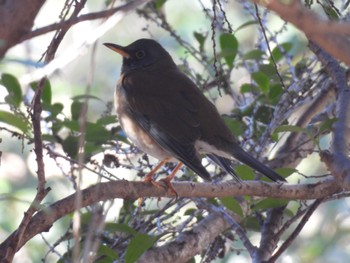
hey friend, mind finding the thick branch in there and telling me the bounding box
[0,0,45,58]
[256,0,350,66]
[0,179,341,257]
[309,43,350,188]
[138,212,230,263]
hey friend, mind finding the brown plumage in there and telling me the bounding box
[104,39,285,183]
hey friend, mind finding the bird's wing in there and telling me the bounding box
[121,69,211,181]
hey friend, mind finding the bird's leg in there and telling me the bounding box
[159,162,183,198]
[139,158,169,207]
[143,158,169,188]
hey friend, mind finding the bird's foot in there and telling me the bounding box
[159,177,178,199]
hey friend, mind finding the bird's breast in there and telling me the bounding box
[115,83,176,161]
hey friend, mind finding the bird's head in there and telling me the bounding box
[104,38,176,73]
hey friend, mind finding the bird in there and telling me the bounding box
[104,38,285,190]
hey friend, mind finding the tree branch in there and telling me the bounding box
[256,0,350,66]
[19,0,152,43]
[138,212,231,263]
[0,179,341,257]
[309,42,350,188]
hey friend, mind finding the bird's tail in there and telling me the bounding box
[231,146,286,182]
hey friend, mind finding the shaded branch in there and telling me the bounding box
[309,42,350,188]
[253,205,286,262]
[138,212,231,263]
[0,179,341,257]
[269,198,324,262]
[256,0,350,66]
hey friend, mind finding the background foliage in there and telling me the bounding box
[0,0,350,262]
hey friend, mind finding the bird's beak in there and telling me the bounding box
[103,43,130,58]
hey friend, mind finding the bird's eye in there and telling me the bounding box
[135,50,146,59]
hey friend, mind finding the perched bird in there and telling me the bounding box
[104,39,285,187]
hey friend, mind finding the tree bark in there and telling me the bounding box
[0,0,45,58]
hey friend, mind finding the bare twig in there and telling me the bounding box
[269,198,324,262]
[19,0,152,43]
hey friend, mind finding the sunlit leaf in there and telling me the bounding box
[0,110,28,133]
[1,73,22,107]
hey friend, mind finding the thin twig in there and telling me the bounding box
[269,198,324,262]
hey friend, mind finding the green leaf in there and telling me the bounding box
[43,103,64,119]
[1,73,22,107]
[219,33,238,68]
[252,198,288,211]
[242,49,265,60]
[240,83,259,94]
[71,94,103,102]
[243,216,260,231]
[105,223,138,235]
[269,84,283,104]
[235,20,258,32]
[193,31,207,52]
[251,72,269,94]
[85,122,111,143]
[270,43,293,63]
[30,79,52,105]
[62,135,78,158]
[274,125,304,133]
[62,120,80,131]
[184,208,196,216]
[319,118,338,133]
[0,110,28,133]
[97,115,117,125]
[321,4,339,20]
[235,164,255,180]
[259,63,276,77]
[125,234,159,263]
[223,117,246,137]
[155,0,167,9]
[219,197,243,217]
[254,105,273,124]
[97,244,119,260]
[71,101,83,120]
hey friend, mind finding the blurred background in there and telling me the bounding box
[1,0,349,262]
